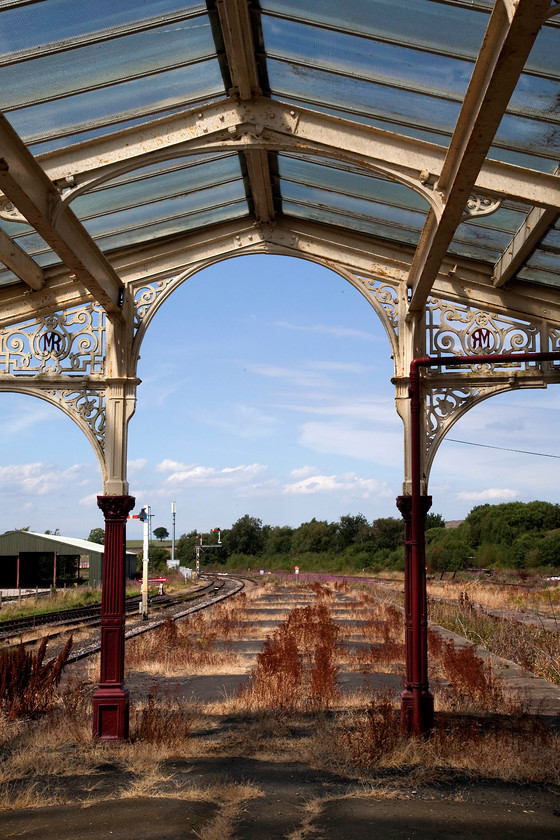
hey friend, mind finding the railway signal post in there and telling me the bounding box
[194,529,222,575]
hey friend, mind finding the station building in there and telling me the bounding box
[0,531,137,589]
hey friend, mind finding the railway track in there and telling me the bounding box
[0,575,241,646]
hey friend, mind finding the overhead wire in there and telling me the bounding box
[446,438,560,459]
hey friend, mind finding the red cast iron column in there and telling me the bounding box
[92,494,135,740]
[402,349,560,737]
[397,493,433,735]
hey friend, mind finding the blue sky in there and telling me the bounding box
[1,254,560,540]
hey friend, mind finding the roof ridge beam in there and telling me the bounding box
[0,113,123,316]
[215,1,274,221]
[407,0,552,313]
[217,0,261,100]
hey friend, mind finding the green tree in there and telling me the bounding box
[371,517,404,551]
[88,527,105,544]
[148,545,169,573]
[337,513,370,550]
[264,525,294,555]
[175,531,198,565]
[465,501,560,548]
[153,526,169,541]
[291,518,337,554]
[223,515,264,557]
[425,513,445,530]
[426,529,470,572]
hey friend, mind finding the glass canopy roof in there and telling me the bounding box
[0,0,558,304]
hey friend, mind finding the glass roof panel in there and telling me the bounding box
[266,58,461,141]
[283,200,421,246]
[0,268,20,288]
[517,266,560,288]
[70,155,243,220]
[88,201,248,253]
[261,16,475,102]
[447,225,512,263]
[26,105,198,155]
[5,60,224,145]
[82,179,247,239]
[11,179,248,259]
[257,2,496,149]
[277,154,430,214]
[0,0,206,55]
[0,2,226,148]
[0,17,215,111]
[259,0,490,59]
[281,181,425,241]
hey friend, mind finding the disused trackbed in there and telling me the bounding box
[0,575,247,661]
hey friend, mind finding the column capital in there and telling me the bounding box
[97,494,135,522]
[396,494,432,520]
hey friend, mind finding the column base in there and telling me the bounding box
[92,686,129,740]
[400,688,434,736]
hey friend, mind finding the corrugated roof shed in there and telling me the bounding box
[0,531,103,556]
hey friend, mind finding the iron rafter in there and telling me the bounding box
[216,0,275,223]
[0,227,43,289]
[493,204,559,287]
[4,214,560,329]
[8,99,559,218]
[0,113,124,316]
[493,165,560,287]
[406,0,553,314]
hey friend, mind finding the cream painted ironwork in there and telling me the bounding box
[0,303,106,375]
[426,297,541,359]
[0,0,558,522]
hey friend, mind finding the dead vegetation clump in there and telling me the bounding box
[429,598,560,685]
[126,617,233,676]
[131,686,194,747]
[427,630,506,713]
[0,636,72,720]
[242,602,340,711]
[333,690,560,785]
[0,580,559,814]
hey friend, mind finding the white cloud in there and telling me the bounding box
[283,471,390,498]
[245,362,334,389]
[456,488,519,502]
[276,395,397,423]
[79,493,100,507]
[0,463,87,496]
[156,459,191,473]
[128,458,147,471]
[158,461,267,488]
[288,465,318,479]
[0,403,54,437]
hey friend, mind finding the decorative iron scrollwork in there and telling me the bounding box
[0,305,105,375]
[426,298,539,366]
[425,385,484,450]
[462,194,502,220]
[133,278,177,333]
[0,198,25,223]
[357,276,399,333]
[45,387,105,451]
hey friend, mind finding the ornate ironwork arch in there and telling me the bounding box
[0,383,106,483]
[131,252,401,369]
[423,377,547,482]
